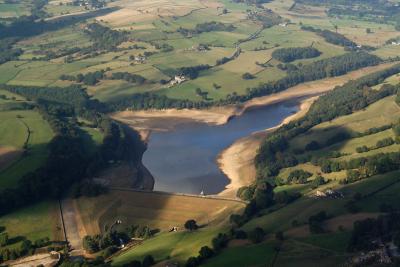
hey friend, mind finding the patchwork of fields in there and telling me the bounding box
[0,0,400,266]
[1,0,398,103]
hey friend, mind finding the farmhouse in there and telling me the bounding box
[133,55,146,63]
[169,75,186,86]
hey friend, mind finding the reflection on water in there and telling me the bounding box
[143,101,299,195]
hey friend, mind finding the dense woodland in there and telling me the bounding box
[178,22,235,37]
[0,85,145,216]
[0,38,22,64]
[84,23,128,51]
[271,47,321,63]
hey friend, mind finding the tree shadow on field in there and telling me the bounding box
[290,125,358,159]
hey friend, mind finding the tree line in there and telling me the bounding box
[60,71,147,86]
[301,26,357,49]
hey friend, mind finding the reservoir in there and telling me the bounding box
[142,101,300,195]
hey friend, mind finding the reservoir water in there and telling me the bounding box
[142,101,300,195]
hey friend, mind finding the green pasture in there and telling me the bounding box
[111,227,224,266]
[373,45,400,59]
[3,61,91,87]
[0,109,54,188]
[289,96,400,151]
[44,3,86,17]
[242,170,400,236]
[296,231,351,253]
[0,201,62,248]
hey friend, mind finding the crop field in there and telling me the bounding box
[0,109,54,188]
[76,190,244,235]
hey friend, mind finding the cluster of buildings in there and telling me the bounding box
[131,55,147,64]
[72,0,105,9]
[351,240,399,265]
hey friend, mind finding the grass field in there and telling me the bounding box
[0,201,63,249]
[111,227,223,265]
[0,2,30,17]
[201,241,277,267]
[273,239,348,267]
[0,109,54,188]
[289,95,400,152]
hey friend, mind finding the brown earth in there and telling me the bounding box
[75,189,245,234]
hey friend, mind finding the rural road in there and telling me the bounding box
[61,199,85,256]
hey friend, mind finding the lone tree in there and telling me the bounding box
[184,219,199,231]
[198,246,214,260]
[142,255,155,267]
[249,227,265,244]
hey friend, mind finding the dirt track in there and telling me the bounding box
[61,199,85,255]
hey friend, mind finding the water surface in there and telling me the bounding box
[143,101,299,195]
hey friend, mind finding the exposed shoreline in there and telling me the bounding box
[111,62,396,196]
[112,62,395,132]
[217,97,318,198]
